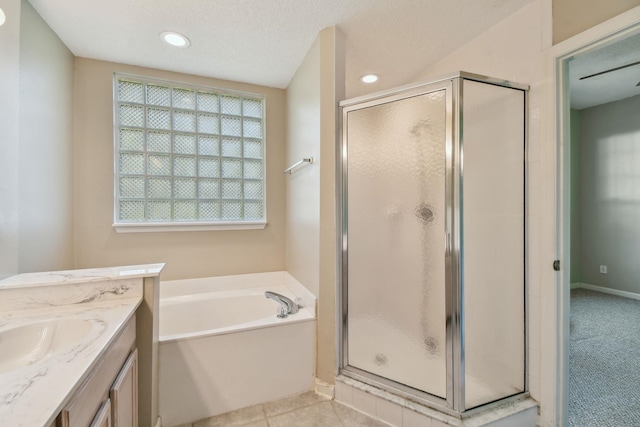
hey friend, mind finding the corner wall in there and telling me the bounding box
[578,95,640,294]
[285,26,345,385]
[318,27,345,385]
[0,0,75,280]
[286,37,321,296]
[19,0,75,273]
[0,0,21,280]
[73,58,287,280]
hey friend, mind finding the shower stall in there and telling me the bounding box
[338,72,527,414]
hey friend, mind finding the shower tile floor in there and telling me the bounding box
[176,391,391,427]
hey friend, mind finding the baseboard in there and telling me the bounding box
[570,282,581,289]
[315,378,335,399]
[572,282,640,301]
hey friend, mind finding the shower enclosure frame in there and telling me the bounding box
[337,71,529,415]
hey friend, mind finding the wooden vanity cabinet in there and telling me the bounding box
[110,349,138,426]
[89,400,111,427]
[58,315,138,427]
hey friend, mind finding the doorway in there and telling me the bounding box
[559,25,640,427]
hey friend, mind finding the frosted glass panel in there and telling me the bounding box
[346,90,447,398]
[118,81,144,104]
[115,76,265,224]
[197,93,218,113]
[173,88,196,110]
[462,80,525,408]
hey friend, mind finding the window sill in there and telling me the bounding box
[113,220,267,233]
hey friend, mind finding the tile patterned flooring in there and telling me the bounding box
[171,391,391,427]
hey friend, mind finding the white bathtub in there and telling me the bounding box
[158,272,316,427]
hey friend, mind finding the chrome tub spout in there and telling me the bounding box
[265,291,300,318]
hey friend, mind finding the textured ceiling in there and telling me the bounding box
[569,32,640,110]
[28,0,535,98]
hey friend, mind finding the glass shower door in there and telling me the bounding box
[345,87,449,398]
[461,79,525,409]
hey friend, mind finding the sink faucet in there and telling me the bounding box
[265,291,300,318]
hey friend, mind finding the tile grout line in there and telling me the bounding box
[265,400,319,423]
[262,404,269,427]
[187,392,395,427]
[329,400,348,427]
[263,396,332,420]
[335,400,396,427]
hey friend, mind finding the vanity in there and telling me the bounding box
[58,316,137,427]
[0,264,163,427]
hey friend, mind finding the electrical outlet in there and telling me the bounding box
[599,265,608,274]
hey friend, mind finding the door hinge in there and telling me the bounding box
[553,260,560,271]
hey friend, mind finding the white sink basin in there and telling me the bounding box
[0,318,94,373]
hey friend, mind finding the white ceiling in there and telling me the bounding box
[569,32,640,110]
[28,0,534,98]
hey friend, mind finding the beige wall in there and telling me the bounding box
[0,0,21,280]
[0,0,75,280]
[74,58,286,280]
[285,27,345,385]
[317,27,345,385]
[286,38,321,297]
[553,0,640,44]
[19,0,75,273]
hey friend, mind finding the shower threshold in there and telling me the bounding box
[334,375,537,427]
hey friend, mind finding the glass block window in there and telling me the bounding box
[114,74,265,225]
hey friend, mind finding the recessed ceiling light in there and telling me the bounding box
[360,74,379,84]
[0,8,6,26]
[161,31,190,48]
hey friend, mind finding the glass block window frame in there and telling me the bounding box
[113,73,266,232]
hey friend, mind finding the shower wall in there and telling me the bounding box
[462,80,525,408]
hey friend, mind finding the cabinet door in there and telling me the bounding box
[89,399,111,427]
[110,349,138,427]
[59,319,136,427]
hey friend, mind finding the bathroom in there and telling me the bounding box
[1,0,640,426]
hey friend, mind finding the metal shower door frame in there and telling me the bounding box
[337,72,529,415]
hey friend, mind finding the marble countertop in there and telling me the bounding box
[0,263,164,290]
[0,264,163,427]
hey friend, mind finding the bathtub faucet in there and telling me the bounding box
[265,291,300,318]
